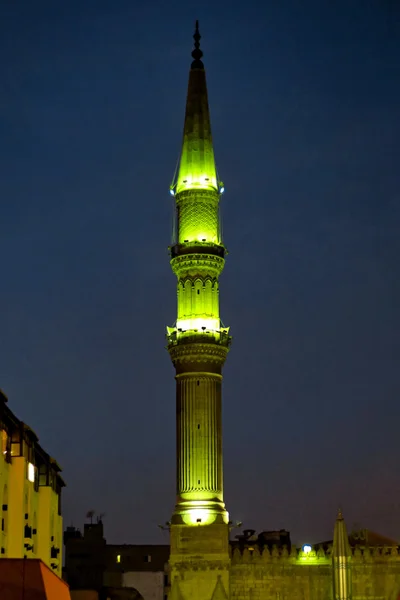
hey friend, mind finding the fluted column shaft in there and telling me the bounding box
[176,373,223,502]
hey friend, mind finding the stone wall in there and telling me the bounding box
[229,546,400,600]
[123,571,164,600]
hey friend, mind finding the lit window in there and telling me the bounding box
[28,463,35,483]
[117,554,121,563]
[1,430,7,454]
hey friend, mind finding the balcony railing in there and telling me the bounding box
[169,242,225,259]
[167,328,231,348]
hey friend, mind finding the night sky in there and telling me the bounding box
[1,1,399,546]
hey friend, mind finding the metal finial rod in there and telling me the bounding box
[191,19,203,64]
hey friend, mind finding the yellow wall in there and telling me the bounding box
[0,432,11,555]
[37,482,63,576]
[0,425,63,577]
[7,456,25,557]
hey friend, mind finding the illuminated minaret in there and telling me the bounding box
[167,21,231,600]
[332,509,352,600]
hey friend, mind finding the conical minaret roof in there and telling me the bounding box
[333,508,352,558]
[174,21,219,195]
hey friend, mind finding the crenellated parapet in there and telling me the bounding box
[231,544,331,566]
[351,545,400,562]
[229,543,400,567]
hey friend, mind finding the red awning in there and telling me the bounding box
[0,558,71,599]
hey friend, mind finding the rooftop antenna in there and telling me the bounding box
[86,510,96,524]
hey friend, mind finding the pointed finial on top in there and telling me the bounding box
[191,20,204,68]
[337,507,343,520]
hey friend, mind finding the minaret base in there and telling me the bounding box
[170,522,230,600]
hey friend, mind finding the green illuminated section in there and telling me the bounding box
[297,546,329,564]
[175,67,218,196]
[176,190,220,245]
[182,507,229,527]
[176,161,217,196]
[177,277,219,333]
[171,64,224,245]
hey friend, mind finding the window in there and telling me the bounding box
[1,430,7,455]
[10,430,22,457]
[2,486,8,537]
[116,554,121,563]
[24,525,32,539]
[24,442,34,463]
[144,555,152,563]
[39,464,48,486]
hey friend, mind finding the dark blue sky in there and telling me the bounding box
[1,1,399,545]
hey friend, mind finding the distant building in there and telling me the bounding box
[0,388,65,578]
[63,519,169,600]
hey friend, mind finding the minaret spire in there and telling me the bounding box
[171,20,221,203]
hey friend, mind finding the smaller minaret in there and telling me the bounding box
[332,509,352,600]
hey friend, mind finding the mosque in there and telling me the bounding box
[164,21,400,600]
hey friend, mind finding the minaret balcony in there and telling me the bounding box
[170,242,225,259]
[166,325,231,349]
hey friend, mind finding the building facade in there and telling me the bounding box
[63,520,169,600]
[0,388,64,577]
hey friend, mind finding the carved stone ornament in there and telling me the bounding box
[171,253,225,278]
[169,341,229,365]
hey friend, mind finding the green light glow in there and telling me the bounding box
[298,547,328,564]
[176,174,218,196]
[183,509,214,526]
[176,317,220,332]
[176,502,230,527]
[177,278,220,331]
